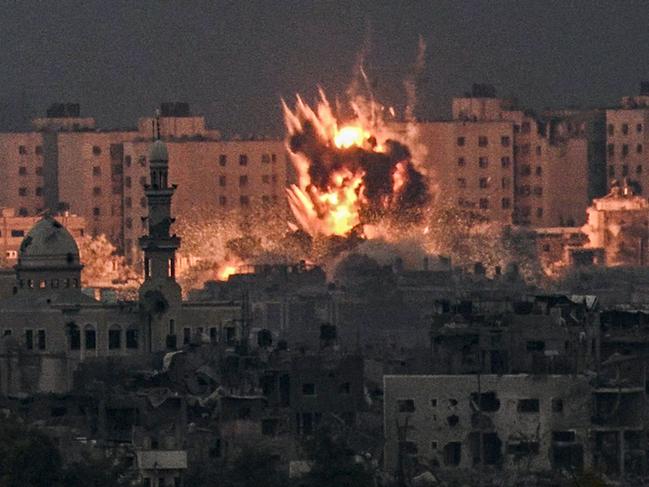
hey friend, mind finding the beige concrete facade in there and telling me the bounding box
[0,108,289,262]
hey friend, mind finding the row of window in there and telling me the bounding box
[397,396,562,414]
[19,278,80,289]
[608,123,643,136]
[457,136,511,147]
[2,329,46,350]
[218,174,278,187]
[18,166,44,176]
[17,146,43,155]
[457,156,511,169]
[0,229,25,238]
[218,153,277,167]
[608,164,644,178]
[18,187,43,197]
[217,195,280,207]
[457,177,510,190]
[67,324,138,351]
[607,143,643,157]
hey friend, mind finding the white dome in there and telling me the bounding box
[149,140,168,162]
[18,217,80,269]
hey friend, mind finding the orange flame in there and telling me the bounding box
[284,91,396,237]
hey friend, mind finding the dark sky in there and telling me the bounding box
[2,1,649,136]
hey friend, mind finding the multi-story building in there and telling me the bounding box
[0,103,289,264]
[415,84,593,227]
[606,83,649,197]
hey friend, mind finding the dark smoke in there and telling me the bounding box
[288,120,430,225]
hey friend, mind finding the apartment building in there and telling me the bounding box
[415,85,593,227]
[0,103,289,263]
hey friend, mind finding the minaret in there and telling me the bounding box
[139,114,182,352]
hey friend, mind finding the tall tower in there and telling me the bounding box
[139,122,182,353]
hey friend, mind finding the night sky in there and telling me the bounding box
[2,1,649,136]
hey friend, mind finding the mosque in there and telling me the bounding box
[0,137,242,395]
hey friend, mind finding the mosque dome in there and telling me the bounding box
[17,217,81,269]
[149,139,168,162]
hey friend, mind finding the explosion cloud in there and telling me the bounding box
[284,91,430,237]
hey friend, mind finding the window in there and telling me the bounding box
[261,153,271,164]
[18,166,27,176]
[124,176,131,188]
[183,327,191,344]
[479,177,489,189]
[520,165,531,176]
[478,136,488,147]
[533,186,543,196]
[608,165,615,177]
[536,146,541,156]
[138,155,147,167]
[239,175,248,187]
[93,186,102,196]
[637,165,643,175]
[239,154,248,166]
[124,155,132,167]
[622,144,629,156]
[125,197,132,208]
[552,398,564,413]
[535,166,542,176]
[638,144,643,154]
[638,123,643,133]
[35,187,43,196]
[85,326,96,350]
[18,187,27,196]
[622,123,629,135]
[240,195,249,206]
[68,324,81,351]
[608,124,614,135]
[219,196,227,206]
[536,207,543,218]
[479,198,489,209]
[457,157,466,167]
[93,207,100,216]
[478,157,488,168]
[37,330,46,350]
[35,145,42,155]
[219,154,227,166]
[501,136,510,147]
[271,153,277,163]
[501,198,511,209]
[501,156,510,168]
[219,175,226,187]
[398,399,415,412]
[92,145,102,156]
[444,442,462,466]
[93,166,101,176]
[140,197,147,208]
[431,399,437,407]
[302,383,316,395]
[11,230,24,237]
[457,178,466,189]
[51,279,59,288]
[126,328,138,349]
[261,195,270,204]
[25,329,33,350]
[109,326,121,350]
[607,144,614,157]
[35,166,43,176]
[521,143,530,155]
[517,398,540,413]
[18,145,27,155]
[262,174,270,184]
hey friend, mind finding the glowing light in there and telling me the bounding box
[334,125,368,149]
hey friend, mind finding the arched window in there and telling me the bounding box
[84,325,96,350]
[67,323,80,351]
[126,326,138,349]
[108,325,122,350]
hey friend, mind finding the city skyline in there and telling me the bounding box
[3,1,649,136]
